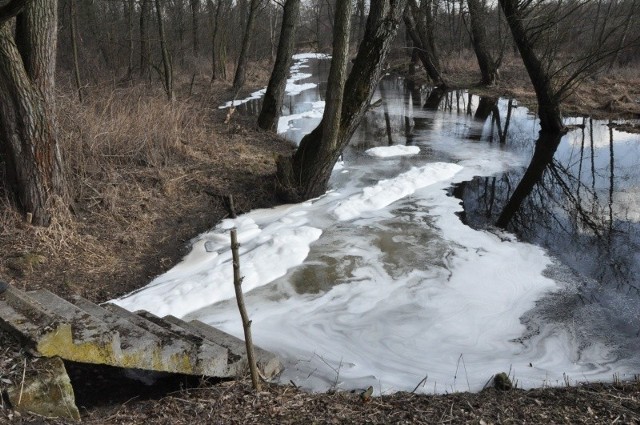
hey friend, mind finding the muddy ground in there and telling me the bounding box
[1,57,639,423]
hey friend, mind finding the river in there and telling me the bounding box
[114,54,640,394]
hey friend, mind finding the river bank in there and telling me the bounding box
[1,55,639,423]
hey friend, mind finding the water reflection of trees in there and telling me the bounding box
[459,119,640,293]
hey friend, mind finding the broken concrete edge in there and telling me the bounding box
[6,356,81,422]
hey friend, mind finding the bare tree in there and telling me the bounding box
[404,0,445,86]
[232,0,262,93]
[467,0,501,85]
[276,0,407,202]
[140,0,151,78]
[257,0,302,131]
[190,0,200,56]
[0,0,67,226]
[155,0,173,101]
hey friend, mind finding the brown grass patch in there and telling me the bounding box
[0,76,293,302]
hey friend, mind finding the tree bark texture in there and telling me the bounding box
[15,0,57,106]
[257,0,301,131]
[232,0,261,93]
[0,1,66,226]
[319,0,352,154]
[467,0,499,85]
[499,0,565,134]
[276,0,407,202]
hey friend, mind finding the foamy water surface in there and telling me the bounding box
[114,57,640,394]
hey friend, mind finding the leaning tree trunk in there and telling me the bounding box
[403,2,445,86]
[232,0,261,93]
[467,0,499,85]
[276,0,407,202]
[499,0,565,134]
[0,0,66,226]
[257,0,301,131]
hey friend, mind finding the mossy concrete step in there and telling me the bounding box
[163,316,283,379]
[0,282,284,422]
[103,304,229,376]
[0,283,282,379]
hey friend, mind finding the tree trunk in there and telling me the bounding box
[467,0,499,85]
[319,0,352,157]
[69,0,83,101]
[0,0,66,226]
[139,0,150,78]
[126,0,135,78]
[403,1,445,86]
[155,0,173,101]
[276,0,407,202]
[257,0,301,131]
[190,0,200,57]
[15,0,58,106]
[232,0,261,93]
[499,0,565,134]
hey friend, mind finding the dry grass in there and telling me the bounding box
[0,74,294,302]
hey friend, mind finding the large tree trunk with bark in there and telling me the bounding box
[257,0,301,131]
[318,0,352,156]
[275,0,407,202]
[467,0,499,85]
[499,0,565,134]
[0,0,66,226]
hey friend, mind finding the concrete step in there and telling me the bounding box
[164,316,283,379]
[0,282,282,380]
[103,303,229,376]
[27,290,121,365]
[0,285,75,357]
[71,296,198,374]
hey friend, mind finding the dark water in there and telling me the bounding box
[353,77,640,300]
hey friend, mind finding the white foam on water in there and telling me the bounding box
[219,54,329,109]
[332,163,462,221]
[115,85,640,396]
[366,145,420,157]
[113,206,323,317]
[277,100,325,135]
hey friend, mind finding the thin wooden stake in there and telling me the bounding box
[230,228,261,391]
